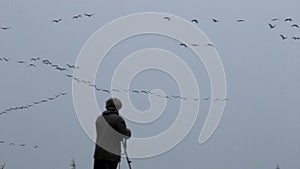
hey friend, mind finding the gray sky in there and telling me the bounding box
[1,0,300,169]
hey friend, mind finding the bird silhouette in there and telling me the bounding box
[205,43,215,47]
[56,67,67,71]
[2,57,9,61]
[191,19,199,24]
[17,60,26,64]
[204,97,210,101]
[84,13,95,17]
[9,143,15,145]
[212,18,219,23]
[66,64,79,69]
[271,18,279,21]
[66,74,73,78]
[72,15,82,19]
[291,24,299,28]
[132,90,140,93]
[60,92,67,95]
[52,19,62,23]
[236,19,245,22]
[163,16,171,21]
[30,57,40,61]
[284,18,292,22]
[1,26,11,30]
[27,64,36,67]
[180,43,188,47]
[34,145,38,149]
[280,34,287,40]
[268,23,276,29]
[292,36,300,40]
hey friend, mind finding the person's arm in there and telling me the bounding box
[116,117,131,139]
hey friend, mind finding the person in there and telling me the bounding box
[94,98,131,169]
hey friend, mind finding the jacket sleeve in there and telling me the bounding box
[116,117,131,138]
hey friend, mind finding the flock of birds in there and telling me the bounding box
[0,140,39,149]
[0,92,67,116]
[52,13,95,23]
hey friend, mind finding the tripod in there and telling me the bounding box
[122,139,132,169]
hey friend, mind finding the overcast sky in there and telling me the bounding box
[1,0,300,169]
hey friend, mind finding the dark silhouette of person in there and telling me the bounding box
[94,98,131,169]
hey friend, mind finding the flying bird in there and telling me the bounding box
[204,97,210,101]
[60,92,67,95]
[56,67,67,71]
[66,74,73,78]
[30,57,40,61]
[236,19,245,22]
[17,60,26,64]
[66,64,79,69]
[132,90,140,93]
[179,43,188,47]
[2,57,9,61]
[1,26,11,30]
[284,18,292,22]
[163,16,171,21]
[292,36,300,40]
[271,18,279,21]
[9,143,15,145]
[291,24,299,28]
[52,19,62,23]
[47,97,55,100]
[70,159,76,169]
[72,15,82,19]
[191,19,199,24]
[27,64,36,67]
[204,43,215,47]
[212,18,219,23]
[20,144,26,146]
[84,13,95,17]
[280,34,288,40]
[268,23,276,29]
[34,145,39,149]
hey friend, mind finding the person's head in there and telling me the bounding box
[106,98,122,111]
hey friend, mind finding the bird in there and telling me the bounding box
[60,92,67,95]
[84,13,95,17]
[163,16,171,21]
[280,34,288,40]
[17,60,26,64]
[212,18,219,23]
[1,26,11,30]
[9,143,15,145]
[292,36,300,40]
[33,101,40,104]
[20,144,26,146]
[56,67,67,71]
[27,64,36,67]
[102,89,110,93]
[271,18,279,21]
[52,19,62,23]
[179,43,188,47]
[30,57,40,61]
[66,64,79,69]
[42,59,52,65]
[204,97,210,101]
[132,90,140,93]
[2,57,9,61]
[191,19,199,24]
[236,19,245,22]
[40,100,48,103]
[66,74,73,78]
[204,43,215,47]
[268,23,276,29]
[34,145,38,149]
[47,97,55,100]
[72,14,82,19]
[291,24,299,28]
[284,18,292,22]
[140,90,149,94]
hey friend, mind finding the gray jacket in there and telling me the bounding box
[94,109,131,161]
